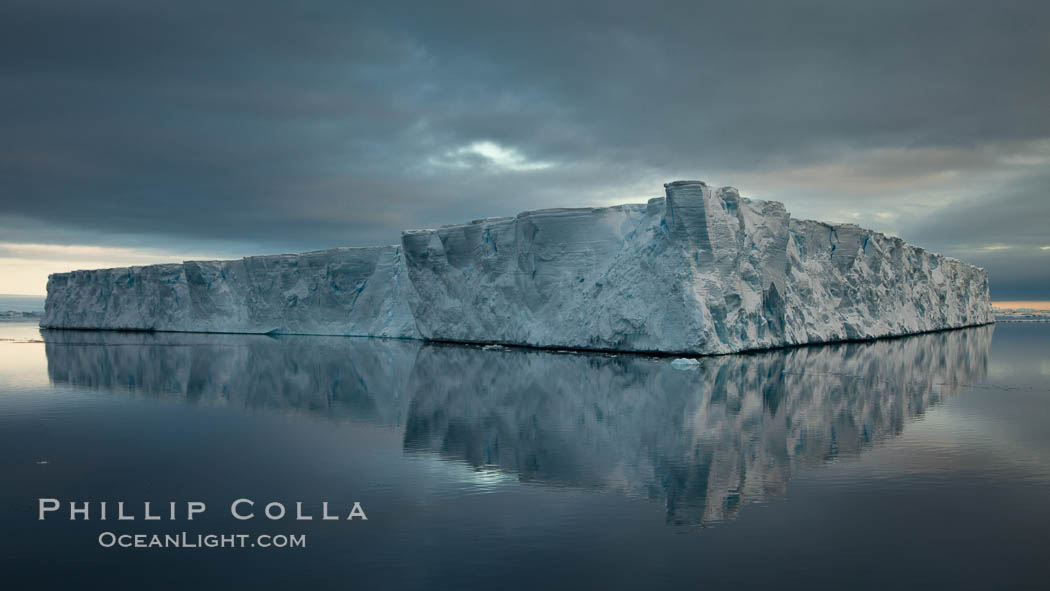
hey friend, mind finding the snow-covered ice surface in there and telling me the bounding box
[43,180,992,353]
[42,246,419,338]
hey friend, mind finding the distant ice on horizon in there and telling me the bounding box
[0,295,45,313]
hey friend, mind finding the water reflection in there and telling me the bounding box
[43,331,420,424]
[43,326,992,525]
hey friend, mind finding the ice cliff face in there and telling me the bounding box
[43,180,992,352]
[401,181,992,354]
[43,246,419,338]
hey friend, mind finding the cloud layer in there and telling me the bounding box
[2,1,1048,296]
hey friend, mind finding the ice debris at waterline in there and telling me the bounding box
[42,180,993,354]
[671,358,701,370]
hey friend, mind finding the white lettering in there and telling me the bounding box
[348,502,367,520]
[231,498,254,520]
[187,501,206,520]
[322,501,338,520]
[38,498,60,520]
[70,501,89,520]
[264,502,286,520]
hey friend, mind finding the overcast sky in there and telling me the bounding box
[2,0,1048,298]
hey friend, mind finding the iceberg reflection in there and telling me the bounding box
[43,331,420,424]
[43,325,992,525]
[403,327,992,524]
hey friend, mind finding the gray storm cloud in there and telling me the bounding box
[1,0,1048,297]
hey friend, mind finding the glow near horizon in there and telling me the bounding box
[0,243,225,296]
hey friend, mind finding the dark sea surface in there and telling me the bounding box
[1,321,1048,590]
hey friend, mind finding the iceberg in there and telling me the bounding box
[42,180,993,354]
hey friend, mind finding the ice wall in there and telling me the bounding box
[401,181,993,354]
[42,246,420,338]
[43,180,992,351]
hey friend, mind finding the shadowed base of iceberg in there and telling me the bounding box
[422,320,996,358]
[38,318,995,359]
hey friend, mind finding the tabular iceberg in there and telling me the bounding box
[42,180,993,354]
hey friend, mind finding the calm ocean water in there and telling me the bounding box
[1,321,1048,589]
